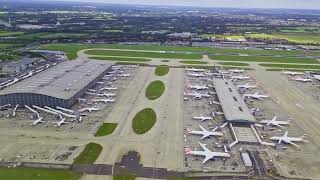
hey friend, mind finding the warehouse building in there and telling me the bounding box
[212,78,256,124]
[0,59,111,108]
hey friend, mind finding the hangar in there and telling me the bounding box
[212,78,256,124]
[0,59,111,108]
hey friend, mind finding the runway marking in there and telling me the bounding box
[0,144,14,158]
[49,144,64,161]
[22,143,42,160]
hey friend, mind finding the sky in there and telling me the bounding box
[45,0,320,9]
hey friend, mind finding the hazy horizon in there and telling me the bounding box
[31,0,320,10]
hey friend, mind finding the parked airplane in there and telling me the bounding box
[186,67,205,72]
[193,114,213,122]
[187,72,205,77]
[237,83,257,90]
[79,107,100,113]
[100,87,118,91]
[187,125,223,139]
[189,84,209,90]
[32,117,45,126]
[292,77,313,82]
[118,73,131,77]
[92,98,116,103]
[230,75,250,80]
[260,116,291,128]
[282,70,303,76]
[218,70,230,75]
[186,91,211,99]
[243,92,269,100]
[270,131,308,147]
[228,69,244,73]
[53,118,68,127]
[212,111,224,118]
[86,92,116,97]
[185,142,230,164]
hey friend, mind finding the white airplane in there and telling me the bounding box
[212,111,224,118]
[228,69,244,73]
[32,117,45,126]
[92,98,116,103]
[78,107,100,113]
[270,131,308,147]
[118,73,131,77]
[186,72,205,77]
[100,87,118,91]
[230,75,250,80]
[185,142,230,164]
[282,70,303,76]
[237,83,257,90]
[193,114,213,122]
[86,92,116,97]
[186,91,211,100]
[186,67,206,72]
[243,92,269,100]
[53,118,68,127]
[292,77,313,82]
[260,116,291,128]
[218,70,230,74]
[189,84,208,90]
[187,125,223,139]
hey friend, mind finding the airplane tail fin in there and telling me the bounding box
[186,128,192,134]
[184,147,192,154]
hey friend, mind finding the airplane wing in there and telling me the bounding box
[199,142,210,152]
[200,134,208,140]
[287,140,300,147]
[199,125,206,131]
[202,155,211,164]
[275,124,283,129]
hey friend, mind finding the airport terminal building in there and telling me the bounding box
[0,59,111,108]
[212,78,256,124]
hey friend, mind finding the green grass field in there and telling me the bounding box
[259,63,320,69]
[0,167,80,180]
[166,177,193,180]
[218,62,250,66]
[155,65,169,76]
[85,50,202,60]
[89,56,151,62]
[246,33,320,44]
[265,69,311,72]
[94,123,118,137]
[41,44,318,60]
[179,60,208,65]
[115,62,149,66]
[145,80,165,100]
[132,108,156,134]
[114,175,136,180]
[73,143,102,164]
[210,55,319,64]
[0,31,25,36]
[278,27,320,33]
[19,32,88,40]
